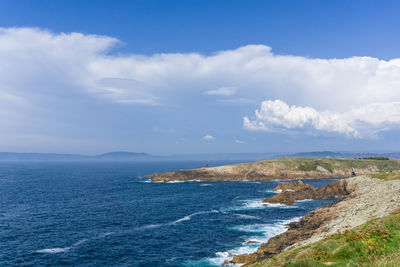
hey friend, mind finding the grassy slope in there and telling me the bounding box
[249,210,400,267]
[247,158,400,173]
[372,172,400,181]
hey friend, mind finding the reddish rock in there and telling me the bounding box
[264,179,349,205]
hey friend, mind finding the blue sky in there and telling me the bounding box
[1,0,400,154]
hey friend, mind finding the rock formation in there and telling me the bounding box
[230,176,400,265]
[264,179,348,205]
[145,158,400,182]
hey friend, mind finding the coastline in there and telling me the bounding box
[145,158,400,182]
[143,158,400,266]
[230,176,400,266]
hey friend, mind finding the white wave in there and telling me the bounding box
[200,183,212,186]
[231,213,260,220]
[171,210,219,224]
[135,223,163,230]
[35,238,88,254]
[203,217,302,265]
[223,199,296,211]
[264,202,297,208]
[229,199,267,211]
[296,199,314,202]
[264,189,282,193]
[136,210,219,230]
[166,180,185,183]
[35,247,71,254]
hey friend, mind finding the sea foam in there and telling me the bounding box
[196,217,302,266]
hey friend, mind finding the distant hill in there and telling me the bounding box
[0,152,86,160]
[1,151,400,161]
[0,152,154,161]
[94,151,153,159]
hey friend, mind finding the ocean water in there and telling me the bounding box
[0,161,339,266]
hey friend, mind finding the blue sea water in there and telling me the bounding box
[0,161,339,266]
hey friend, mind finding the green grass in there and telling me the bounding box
[371,172,400,181]
[246,158,400,174]
[250,210,400,267]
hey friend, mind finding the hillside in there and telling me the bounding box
[250,210,400,267]
[146,158,400,182]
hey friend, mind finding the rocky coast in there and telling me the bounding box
[146,158,400,182]
[229,176,400,266]
[145,158,400,266]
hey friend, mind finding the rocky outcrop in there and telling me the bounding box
[145,158,400,182]
[231,201,336,265]
[272,181,313,192]
[230,176,400,266]
[264,180,349,205]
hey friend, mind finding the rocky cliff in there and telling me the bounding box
[229,176,400,266]
[146,158,400,182]
[263,180,348,205]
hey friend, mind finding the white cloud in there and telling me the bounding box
[202,135,215,141]
[2,27,400,146]
[204,86,237,96]
[4,27,400,111]
[235,139,245,144]
[244,100,400,138]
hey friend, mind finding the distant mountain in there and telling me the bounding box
[0,152,154,161]
[1,151,399,161]
[94,151,153,159]
[288,151,400,159]
[0,152,86,160]
[289,151,344,158]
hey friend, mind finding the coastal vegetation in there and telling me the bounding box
[372,172,400,181]
[249,210,400,267]
[147,157,400,182]
[230,176,400,266]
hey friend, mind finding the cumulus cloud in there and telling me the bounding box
[204,86,237,96]
[2,27,400,148]
[202,135,215,141]
[244,100,400,138]
[3,27,400,110]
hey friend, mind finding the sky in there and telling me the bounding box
[1,0,400,155]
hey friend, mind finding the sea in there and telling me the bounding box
[0,160,339,266]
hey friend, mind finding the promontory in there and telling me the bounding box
[145,157,400,182]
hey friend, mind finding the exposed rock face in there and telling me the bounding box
[231,202,336,265]
[272,181,312,192]
[145,158,400,182]
[264,179,349,205]
[230,176,400,266]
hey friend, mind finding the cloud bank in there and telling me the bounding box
[244,100,400,138]
[2,27,400,146]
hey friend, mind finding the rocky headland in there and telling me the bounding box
[263,179,348,205]
[229,176,400,266]
[146,158,400,266]
[145,158,400,182]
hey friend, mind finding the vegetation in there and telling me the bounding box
[372,172,400,181]
[251,157,400,173]
[358,157,390,160]
[250,210,400,267]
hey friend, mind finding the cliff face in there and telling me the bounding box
[230,176,400,266]
[264,180,348,205]
[146,158,400,182]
